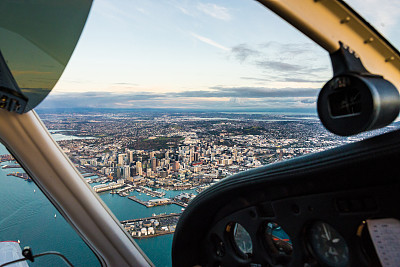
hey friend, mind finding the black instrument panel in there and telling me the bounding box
[172,129,400,266]
[203,184,399,266]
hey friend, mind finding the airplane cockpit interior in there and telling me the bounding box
[0,0,400,266]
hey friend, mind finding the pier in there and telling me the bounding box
[115,185,135,196]
[0,154,14,163]
[121,213,181,239]
[82,173,96,177]
[2,165,21,169]
[86,177,110,184]
[128,196,171,207]
[7,172,31,181]
[93,182,124,193]
[128,195,188,208]
[171,201,187,208]
[136,186,165,198]
[121,213,181,224]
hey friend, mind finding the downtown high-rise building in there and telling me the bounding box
[118,153,127,166]
[136,161,142,176]
[151,157,157,172]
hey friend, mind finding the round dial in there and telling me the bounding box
[308,221,349,267]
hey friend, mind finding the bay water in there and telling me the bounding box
[0,142,188,266]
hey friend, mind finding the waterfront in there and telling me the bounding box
[1,110,393,266]
[0,143,189,266]
[50,131,95,141]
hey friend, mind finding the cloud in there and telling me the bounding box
[190,32,230,51]
[231,44,260,63]
[95,0,133,24]
[283,77,326,83]
[42,86,318,103]
[197,3,231,21]
[206,86,319,98]
[177,6,191,15]
[230,42,331,84]
[300,98,316,104]
[38,87,320,111]
[256,60,304,72]
[240,77,270,82]
[241,75,327,84]
[260,42,317,56]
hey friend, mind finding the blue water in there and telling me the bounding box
[0,144,190,266]
[0,164,100,266]
[50,132,95,141]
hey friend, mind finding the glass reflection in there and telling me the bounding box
[265,222,293,256]
[0,0,92,111]
[233,223,253,256]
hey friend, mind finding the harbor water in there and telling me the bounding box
[0,143,191,266]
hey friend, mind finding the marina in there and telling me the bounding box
[3,165,196,209]
[0,131,202,266]
[0,152,196,266]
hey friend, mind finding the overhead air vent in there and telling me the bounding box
[317,42,400,136]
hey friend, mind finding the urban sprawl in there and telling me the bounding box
[32,110,398,237]
[40,110,394,189]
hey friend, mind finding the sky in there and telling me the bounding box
[37,0,400,112]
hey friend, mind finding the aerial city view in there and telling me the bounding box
[1,0,399,266]
[1,108,398,266]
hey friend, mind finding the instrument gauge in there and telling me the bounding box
[308,221,349,267]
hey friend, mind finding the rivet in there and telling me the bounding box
[341,16,351,24]
[364,37,374,44]
[385,56,395,62]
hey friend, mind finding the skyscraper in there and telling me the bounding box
[124,165,130,179]
[151,157,157,172]
[118,153,127,166]
[136,161,142,176]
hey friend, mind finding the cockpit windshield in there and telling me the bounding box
[345,0,400,48]
[1,0,400,266]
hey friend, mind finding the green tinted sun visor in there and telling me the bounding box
[0,0,92,113]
